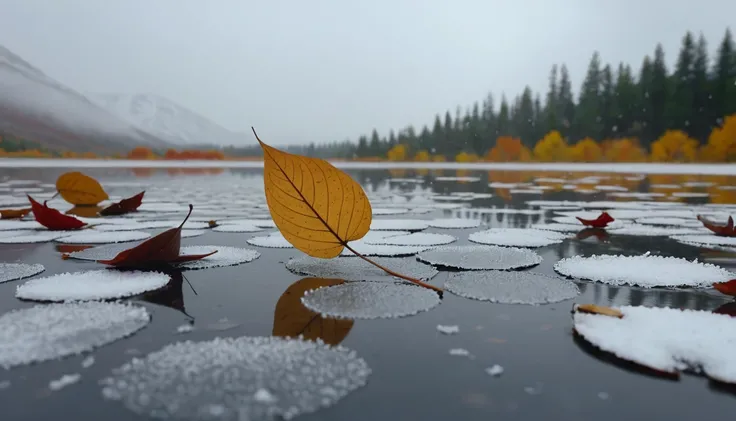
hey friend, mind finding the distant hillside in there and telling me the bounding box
[0,44,170,153]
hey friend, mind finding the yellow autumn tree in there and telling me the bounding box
[650,130,699,162]
[568,137,603,162]
[414,150,431,162]
[455,151,480,162]
[386,144,408,161]
[699,114,736,162]
[533,130,570,162]
[602,138,648,162]
[485,136,532,162]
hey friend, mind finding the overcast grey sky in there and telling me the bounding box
[1,0,734,145]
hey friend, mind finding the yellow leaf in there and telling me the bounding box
[56,171,109,205]
[273,277,354,346]
[258,134,372,258]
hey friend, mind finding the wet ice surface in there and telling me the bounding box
[417,245,543,270]
[301,282,442,319]
[574,306,736,383]
[15,270,171,302]
[174,246,261,270]
[0,302,150,368]
[444,271,580,304]
[56,231,151,244]
[285,256,438,282]
[0,263,44,284]
[100,336,371,421]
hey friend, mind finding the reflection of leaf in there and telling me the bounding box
[99,205,217,268]
[576,228,609,241]
[255,129,441,293]
[137,270,191,318]
[28,195,87,230]
[0,207,31,219]
[56,171,109,205]
[66,206,103,218]
[713,302,736,317]
[100,191,145,216]
[273,277,354,345]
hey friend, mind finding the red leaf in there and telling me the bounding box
[576,211,615,228]
[99,191,145,216]
[713,279,736,296]
[28,195,87,231]
[697,215,735,237]
[99,204,217,268]
[0,207,31,219]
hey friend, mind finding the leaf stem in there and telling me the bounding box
[343,243,443,296]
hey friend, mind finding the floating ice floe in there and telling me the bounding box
[0,229,36,238]
[49,374,81,391]
[212,223,263,233]
[672,192,710,198]
[366,232,456,246]
[554,254,733,288]
[469,228,567,248]
[56,231,151,244]
[574,305,736,384]
[181,229,206,238]
[174,246,261,270]
[285,256,438,282]
[427,218,481,229]
[0,263,44,284]
[670,234,736,249]
[417,245,542,270]
[369,219,429,231]
[611,224,705,237]
[444,271,579,304]
[246,232,293,248]
[595,185,628,192]
[449,348,471,357]
[0,302,150,368]
[436,325,459,335]
[635,217,702,227]
[16,270,171,302]
[339,242,431,257]
[372,208,409,216]
[0,220,44,231]
[530,223,586,233]
[219,219,276,228]
[100,336,371,420]
[301,282,441,319]
[0,231,73,243]
[434,176,481,182]
[486,365,504,377]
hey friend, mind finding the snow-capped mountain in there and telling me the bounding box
[0,44,168,152]
[90,93,245,146]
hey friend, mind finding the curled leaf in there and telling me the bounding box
[99,204,217,268]
[100,191,145,216]
[0,207,31,219]
[273,277,354,345]
[697,215,735,237]
[28,195,87,231]
[714,279,736,296]
[576,212,615,228]
[56,171,109,205]
[573,303,623,318]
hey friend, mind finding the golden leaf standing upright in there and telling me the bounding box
[56,171,109,205]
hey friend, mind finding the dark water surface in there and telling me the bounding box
[1,166,735,420]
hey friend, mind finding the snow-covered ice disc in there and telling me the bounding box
[670,234,736,248]
[554,254,733,288]
[56,231,151,244]
[611,224,705,237]
[16,270,171,302]
[417,245,542,270]
[0,263,44,284]
[574,306,736,384]
[635,217,701,227]
[302,282,441,319]
[428,218,481,229]
[0,229,36,238]
[219,219,276,228]
[0,302,150,368]
[286,256,438,282]
[0,232,71,244]
[212,223,263,233]
[469,228,567,248]
[66,243,135,262]
[366,232,456,246]
[370,219,429,231]
[0,220,43,231]
[339,243,431,257]
[100,336,370,420]
[445,271,579,304]
[530,223,586,233]
[174,246,260,270]
[372,208,409,216]
[181,229,205,238]
[246,232,292,248]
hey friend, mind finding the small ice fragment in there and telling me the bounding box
[485,365,504,377]
[176,324,194,334]
[437,324,459,335]
[81,356,95,368]
[524,383,543,395]
[598,392,610,400]
[49,373,81,391]
[253,388,278,403]
[206,404,226,416]
[0,380,10,390]
[449,348,470,357]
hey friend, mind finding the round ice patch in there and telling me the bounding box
[301,282,441,319]
[247,232,293,248]
[212,224,263,233]
[370,219,429,231]
[16,270,171,302]
[175,246,260,270]
[417,245,543,270]
[611,224,705,237]
[366,232,456,246]
[56,231,151,244]
[671,234,736,248]
[445,271,579,304]
[554,254,733,287]
[469,228,567,248]
[0,302,150,368]
[286,256,438,282]
[0,232,70,244]
[427,218,481,229]
[372,208,409,216]
[339,243,431,257]
[0,263,44,284]
[0,220,44,231]
[530,223,585,233]
[100,336,370,420]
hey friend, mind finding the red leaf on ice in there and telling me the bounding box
[99,204,217,268]
[28,195,87,231]
[99,191,145,216]
[576,211,615,228]
[713,279,736,296]
[697,215,735,237]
